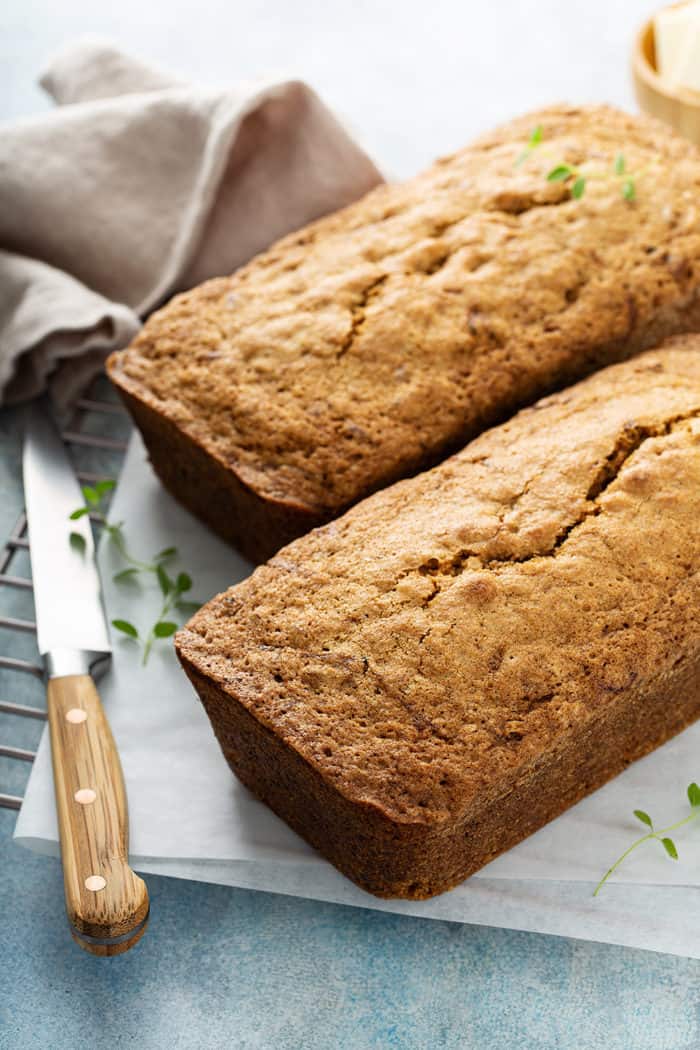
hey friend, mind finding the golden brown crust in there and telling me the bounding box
[115,383,320,564]
[176,342,700,897]
[110,104,700,560]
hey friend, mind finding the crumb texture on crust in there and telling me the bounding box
[112,105,700,517]
[177,343,700,831]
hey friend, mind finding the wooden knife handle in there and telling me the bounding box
[46,673,149,956]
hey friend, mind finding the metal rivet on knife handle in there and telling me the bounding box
[84,875,107,892]
[65,708,87,724]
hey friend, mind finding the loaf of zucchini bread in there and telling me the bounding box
[110,104,700,562]
[176,342,700,898]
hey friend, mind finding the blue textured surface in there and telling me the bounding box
[2,809,700,1050]
[2,403,700,1050]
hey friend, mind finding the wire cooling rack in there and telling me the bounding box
[0,379,129,812]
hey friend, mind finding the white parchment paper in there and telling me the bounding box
[15,434,700,957]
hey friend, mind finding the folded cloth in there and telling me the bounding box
[0,39,383,412]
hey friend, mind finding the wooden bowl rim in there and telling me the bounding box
[633,10,700,109]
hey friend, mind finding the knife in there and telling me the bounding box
[23,399,149,956]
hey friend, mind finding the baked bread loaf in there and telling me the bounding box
[176,342,700,899]
[110,104,700,563]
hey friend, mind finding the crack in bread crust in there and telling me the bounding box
[110,105,700,561]
[416,408,700,581]
[336,275,388,359]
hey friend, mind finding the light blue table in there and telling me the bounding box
[2,2,699,1045]
[2,812,700,1050]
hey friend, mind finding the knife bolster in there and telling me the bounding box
[44,647,111,680]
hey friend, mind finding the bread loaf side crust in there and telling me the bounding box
[116,383,320,563]
[180,650,700,898]
[111,104,700,560]
[176,343,700,897]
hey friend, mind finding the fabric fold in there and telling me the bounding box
[0,38,383,411]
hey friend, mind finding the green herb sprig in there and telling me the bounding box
[69,480,200,664]
[515,123,543,167]
[515,126,638,203]
[545,152,635,202]
[546,162,587,200]
[116,565,200,665]
[614,152,636,201]
[70,480,172,576]
[594,782,700,895]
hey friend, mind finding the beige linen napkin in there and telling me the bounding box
[0,39,383,411]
